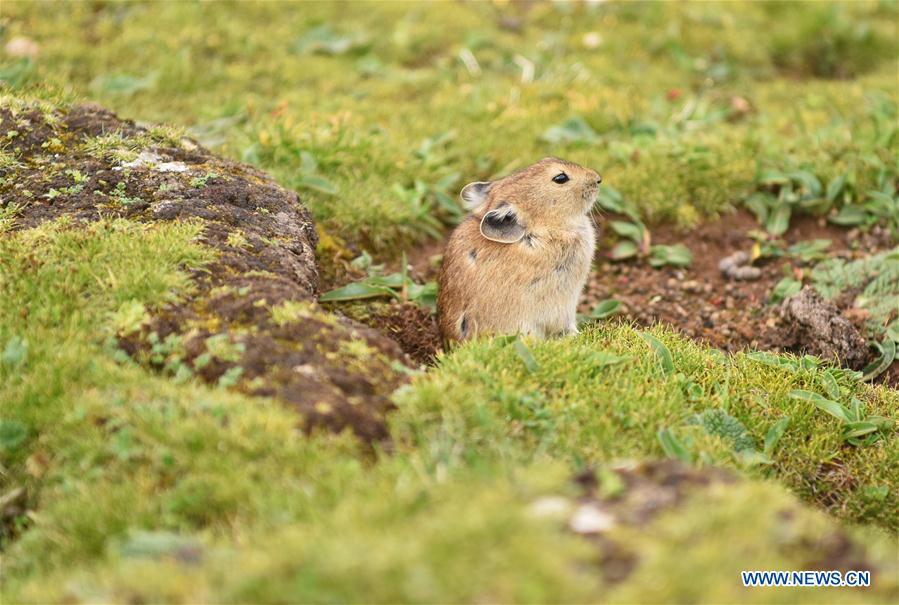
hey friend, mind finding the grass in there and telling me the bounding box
[394,329,899,529]
[1,218,897,603]
[2,1,896,252]
[2,1,899,602]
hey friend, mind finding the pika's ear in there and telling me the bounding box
[460,181,492,210]
[480,204,525,244]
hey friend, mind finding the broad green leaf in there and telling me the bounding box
[787,170,822,198]
[829,205,869,226]
[319,282,394,302]
[435,172,461,191]
[407,281,438,310]
[657,428,692,464]
[769,277,802,304]
[758,169,789,185]
[819,371,841,400]
[764,417,791,456]
[293,25,369,56]
[826,174,846,203]
[789,390,850,423]
[540,116,599,145]
[887,320,899,343]
[0,58,33,88]
[586,351,630,370]
[589,299,621,319]
[0,420,28,451]
[649,244,692,268]
[861,485,889,501]
[746,351,798,371]
[91,72,156,95]
[865,190,896,208]
[766,204,791,236]
[640,332,674,375]
[368,273,405,289]
[862,339,896,381]
[610,240,638,260]
[848,397,862,423]
[512,338,539,373]
[595,186,625,214]
[610,220,645,242]
[787,239,831,262]
[736,449,773,466]
[296,175,339,195]
[1,336,28,366]
[299,150,318,174]
[844,421,880,439]
[744,192,772,224]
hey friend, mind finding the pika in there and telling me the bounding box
[437,157,601,343]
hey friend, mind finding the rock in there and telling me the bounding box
[569,503,616,534]
[0,99,412,442]
[718,250,762,281]
[120,150,189,173]
[779,287,869,369]
[4,36,39,59]
[582,32,603,49]
[528,496,573,520]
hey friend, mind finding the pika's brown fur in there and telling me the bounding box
[437,157,600,342]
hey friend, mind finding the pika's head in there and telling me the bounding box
[459,157,601,243]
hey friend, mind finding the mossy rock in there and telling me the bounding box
[1,97,410,442]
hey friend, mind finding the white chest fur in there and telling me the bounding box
[524,218,595,335]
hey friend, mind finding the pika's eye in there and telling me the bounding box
[552,172,569,184]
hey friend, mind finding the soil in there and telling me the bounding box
[581,210,897,384]
[779,286,869,369]
[366,302,443,366]
[1,102,412,443]
[390,209,897,384]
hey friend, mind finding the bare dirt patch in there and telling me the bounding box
[366,302,442,366]
[582,210,897,383]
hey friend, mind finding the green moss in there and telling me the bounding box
[392,325,899,529]
[1,3,898,600]
[269,300,338,328]
[606,479,899,603]
[2,1,895,251]
[2,216,898,603]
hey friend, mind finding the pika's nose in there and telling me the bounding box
[595,174,602,184]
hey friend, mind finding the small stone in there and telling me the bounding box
[498,15,524,32]
[120,150,189,173]
[156,160,189,173]
[780,287,868,368]
[150,200,181,220]
[121,150,162,169]
[732,266,762,280]
[293,364,318,377]
[730,95,751,114]
[582,32,603,49]
[529,496,573,519]
[719,250,761,281]
[5,36,39,59]
[569,503,615,534]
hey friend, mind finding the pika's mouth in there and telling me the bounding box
[582,185,599,213]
